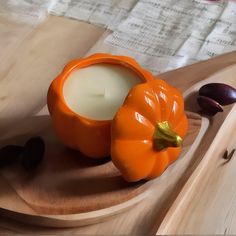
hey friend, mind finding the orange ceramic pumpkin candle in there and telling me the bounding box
[47,54,154,158]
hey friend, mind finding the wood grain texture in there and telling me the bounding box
[0,16,32,64]
[0,15,105,138]
[156,64,236,235]
[0,14,236,234]
[157,107,236,235]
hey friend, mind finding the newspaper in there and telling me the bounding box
[2,0,236,74]
[105,0,236,73]
[50,0,236,74]
[0,0,53,25]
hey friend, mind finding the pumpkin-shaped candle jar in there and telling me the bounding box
[47,53,154,158]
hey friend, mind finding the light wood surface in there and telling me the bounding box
[0,15,105,138]
[0,14,236,234]
[157,106,236,234]
[156,65,236,235]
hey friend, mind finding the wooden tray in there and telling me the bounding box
[0,98,201,227]
[156,64,236,235]
[0,63,236,233]
[0,62,236,230]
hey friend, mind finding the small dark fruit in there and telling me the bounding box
[20,137,45,170]
[199,83,236,105]
[197,96,223,116]
[0,145,23,167]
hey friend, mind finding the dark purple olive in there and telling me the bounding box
[199,83,236,105]
[0,145,23,167]
[197,96,223,116]
[20,137,45,170]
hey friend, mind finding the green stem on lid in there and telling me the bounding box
[153,121,182,151]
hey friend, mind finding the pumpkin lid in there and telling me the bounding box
[110,79,188,182]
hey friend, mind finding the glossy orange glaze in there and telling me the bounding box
[47,53,154,158]
[111,79,188,181]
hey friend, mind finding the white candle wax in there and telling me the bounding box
[63,63,141,120]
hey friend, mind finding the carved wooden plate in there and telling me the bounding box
[0,107,201,227]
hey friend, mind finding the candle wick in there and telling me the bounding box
[92,87,106,97]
